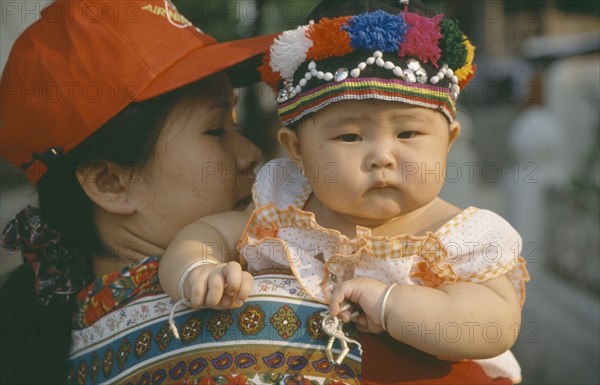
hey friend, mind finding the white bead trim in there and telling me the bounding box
[276,52,462,103]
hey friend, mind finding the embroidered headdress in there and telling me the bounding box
[260,0,476,125]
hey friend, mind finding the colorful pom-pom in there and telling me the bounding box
[455,37,476,88]
[399,13,443,67]
[270,25,313,80]
[438,18,467,70]
[307,16,353,61]
[342,10,408,53]
[258,50,282,92]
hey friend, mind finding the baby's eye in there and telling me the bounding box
[336,134,362,142]
[397,131,416,139]
[206,128,225,137]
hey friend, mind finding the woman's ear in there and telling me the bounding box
[76,161,137,215]
[448,120,462,152]
[277,127,303,166]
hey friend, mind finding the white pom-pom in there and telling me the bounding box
[270,25,313,80]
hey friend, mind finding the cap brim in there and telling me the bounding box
[137,33,276,100]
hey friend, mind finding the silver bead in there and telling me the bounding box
[374,51,383,58]
[308,61,317,70]
[384,61,395,70]
[324,72,334,81]
[277,89,289,103]
[450,84,460,100]
[350,68,361,78]
[407,59,420,72]
[335,68,349,81]
[376,57,385,67]
[430,75,440,84]
[415,68,428,84]
[358,62,367,70]
[403,69,417,83]
[393,66,403,77]
[366,57,375,65]
[317,71,325,79]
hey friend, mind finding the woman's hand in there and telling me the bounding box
[184,261,253,309]
[329,277,389,333]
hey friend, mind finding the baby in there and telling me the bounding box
[159,2,529,383]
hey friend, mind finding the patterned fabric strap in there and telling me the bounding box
[0,205,90,305]
[74,255,162,329]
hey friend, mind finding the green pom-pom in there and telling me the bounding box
[439,18,467,69]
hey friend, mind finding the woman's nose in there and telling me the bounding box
[233,133,262,174]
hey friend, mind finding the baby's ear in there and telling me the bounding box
[277,127,303,166]
[448,120,462,152]
[76,161,137,215]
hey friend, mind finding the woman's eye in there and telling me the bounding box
[336,134,362,142]
[398,131,416,139]
[206,128,225,137]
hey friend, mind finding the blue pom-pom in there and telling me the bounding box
[342,10,408,53]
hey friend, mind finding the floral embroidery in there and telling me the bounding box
[238,305,265,335]
[180,316,203,344]
[270,305,301,339]
[89,352,100,384]
[134,331,152,358]
[306,311,326,341]
[206,310,234,340]
[116,338,131,370]
[153,322,174,351]
[76,361,87,385]
[102,348,113,377]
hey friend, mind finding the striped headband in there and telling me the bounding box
[260,1,476,125]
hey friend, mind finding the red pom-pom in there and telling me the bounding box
[307,16,353,61]
[259,50,281,92]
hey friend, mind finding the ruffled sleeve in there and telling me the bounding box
[435,208,530,306]
[253,158,312,209]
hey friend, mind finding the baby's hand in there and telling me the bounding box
[183,261,253,310]
[329,277,389,334]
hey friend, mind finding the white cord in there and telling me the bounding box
[168,259,219,339]
[379,283,398,332]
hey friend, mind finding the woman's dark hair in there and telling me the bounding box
[0,81,199,384]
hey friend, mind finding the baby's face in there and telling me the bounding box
[291,100,460,224]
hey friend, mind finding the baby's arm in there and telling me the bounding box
[330,275,521,360]
[158,211,251,309]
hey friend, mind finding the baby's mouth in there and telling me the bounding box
[234,194,253,211]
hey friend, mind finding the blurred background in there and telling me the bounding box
[1,1,598,384]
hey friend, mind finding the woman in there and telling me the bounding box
[0,0,272,383]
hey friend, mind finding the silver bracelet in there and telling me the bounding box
[169,259,220,340]
[177,259,220,303]
[380,283,398,332]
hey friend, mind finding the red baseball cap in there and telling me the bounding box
[0,0,275,184]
